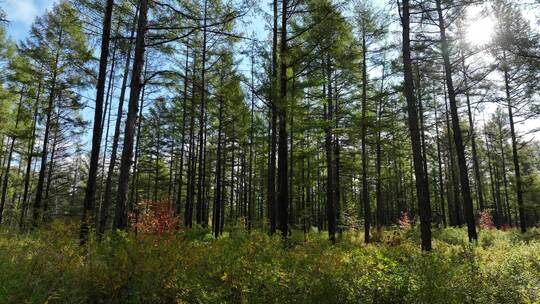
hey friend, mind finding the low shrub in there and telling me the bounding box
[0,224,538,303]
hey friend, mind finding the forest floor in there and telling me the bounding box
[0,223,539,304]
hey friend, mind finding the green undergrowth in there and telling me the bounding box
[0,223,539,303]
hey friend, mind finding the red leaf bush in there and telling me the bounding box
[478,210,495,230]
[398,212,411,230]
[129,200,180,236]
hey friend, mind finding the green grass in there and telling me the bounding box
[0,223,539,303]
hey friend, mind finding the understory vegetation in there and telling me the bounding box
[1,223,538,304]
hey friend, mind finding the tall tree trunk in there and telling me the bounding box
[434,97,446,227]
[306,151,312,233]
[213,70,225,238]
[11,162,24,224]
[361,27,370,244]
[415,65,430,192]
[247,48,255,232]
[435,0,477,242]
[130,78,147,212]
[417,88,429,197]
[185,53,198,228]
[154,112,161,202]
[240,153,246,219]
[289,89,294,229]
[461,52,485,212]
[375,63,386,230]
[201,112,209,227]
[375,96,384,230]
[196,0,209,226]
[323,56,336,244]
[20,83,41,229]
[484,125,502,228]
[333,77,341,234]
[113,0,148,230]
[43,114,59,218]
[277,0,289,237]
[95,43,118,228]
[80,0,115,244]
[0,137,5,188]
[98,6,139,236]
[503,51,526,232]
[0,92,24,224]
[175,45,190,215]
[267,0,278,235]
[220,144,227,233]
[497,116,513,227]
[443,84,461,226]
[33,42,62,228]
[400,0,432,250]
[97,14,139,238]
[229,127,235,224]
[301,154,306,238]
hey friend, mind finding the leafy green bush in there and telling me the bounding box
[0,223,538,303]
[432,227,468,246]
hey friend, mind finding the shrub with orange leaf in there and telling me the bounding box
[129,200,180,236]
[478,210,495,230]
[398,212,411,230]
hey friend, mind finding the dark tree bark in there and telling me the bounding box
[229,127,235,224]
[484,125,502,228]
[289,89,294,229]
[185,53,198,228]
[460,53,485,212]
[433,98,446,227]
[79,0,115,244]
[97,44,117,225]
[333,77,341,234]
[98,6,139,237]
[175,45,190,216]
[0,138,5,188]
[195,0,209,226]
[360,26,370,244]
[43,114,59,217]
[301,154,307,238]
[417,80,429,197]
[239,153,246,219]
[129,77,147,212]
[495,120,512,226]
[399,0,432,251]
[114,0,148,230]
[324,56,336,244]
[443,86,461,226]
[20,83,41,229]
[503,51,526,232]
[247,48,255,232]
[153,109,161,202]
[33,42,61,228]
[375,63,386,230]
[435,0,477,242]
[267,0,278,235]
[0,92,24,224]
[213,71,225,238]
[220,144,227,234]
[277,0,289,237]
[201,112,209,227]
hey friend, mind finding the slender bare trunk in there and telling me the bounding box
[400,0,432,250]
[114,0,148,230]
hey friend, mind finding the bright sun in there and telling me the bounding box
[465,7,495,46]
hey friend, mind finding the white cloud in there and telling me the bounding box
[1,0,56,40]
[2,0,39,25]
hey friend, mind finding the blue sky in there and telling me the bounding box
[2,0,538,142]
[2,0,56,40]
